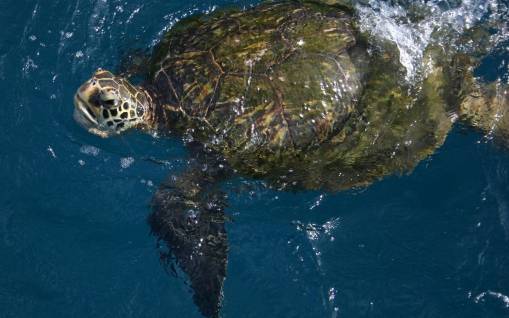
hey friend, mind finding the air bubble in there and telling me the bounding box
[120,157,134,169]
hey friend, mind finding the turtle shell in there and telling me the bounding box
[148,1,456,191]
[149,1,366,153]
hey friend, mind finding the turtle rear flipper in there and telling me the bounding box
[460,81,509,143]
[149,148,231,318]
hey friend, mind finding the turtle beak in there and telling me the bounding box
[73,87,114,138]
[73,93,98,127]
[73,98,112,138]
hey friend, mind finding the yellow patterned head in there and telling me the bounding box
[73,69,149,137]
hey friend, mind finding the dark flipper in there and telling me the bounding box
[148,148,230,317]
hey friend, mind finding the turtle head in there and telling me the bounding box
[73,69,150,137]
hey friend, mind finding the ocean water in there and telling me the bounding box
[1,1,509,317]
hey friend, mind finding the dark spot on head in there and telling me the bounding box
[102,109,109,118]
[117,123,125,129]
[114,119,122,123]
[136,107,144,117]
[120,112,128,119]
[122,102,128,110]
[89,93,102,107]
[110,109,118,116]
[101,99,115,108]
[107,121,114,127]
[130,110,135,117]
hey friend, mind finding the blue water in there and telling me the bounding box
[1,1,509,317]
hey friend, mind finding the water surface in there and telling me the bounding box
[1,0,509,317]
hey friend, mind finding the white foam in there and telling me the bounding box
[79,145,100,157]
[47,146,57,159]
[355,0,507,81]
[309,194,325,210]
[474,290,509,308]
[294,217,341,242]
[120,157,135,169]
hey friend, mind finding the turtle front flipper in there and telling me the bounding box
[148,147,231,318]
[460,81,509,144]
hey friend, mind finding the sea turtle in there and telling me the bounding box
[72,0,508,316]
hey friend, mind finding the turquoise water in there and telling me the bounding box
[1,1,509,317]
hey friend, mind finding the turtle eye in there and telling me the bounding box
[89,93,102,108]
[101,99,116,108]
[99,89,119,108]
